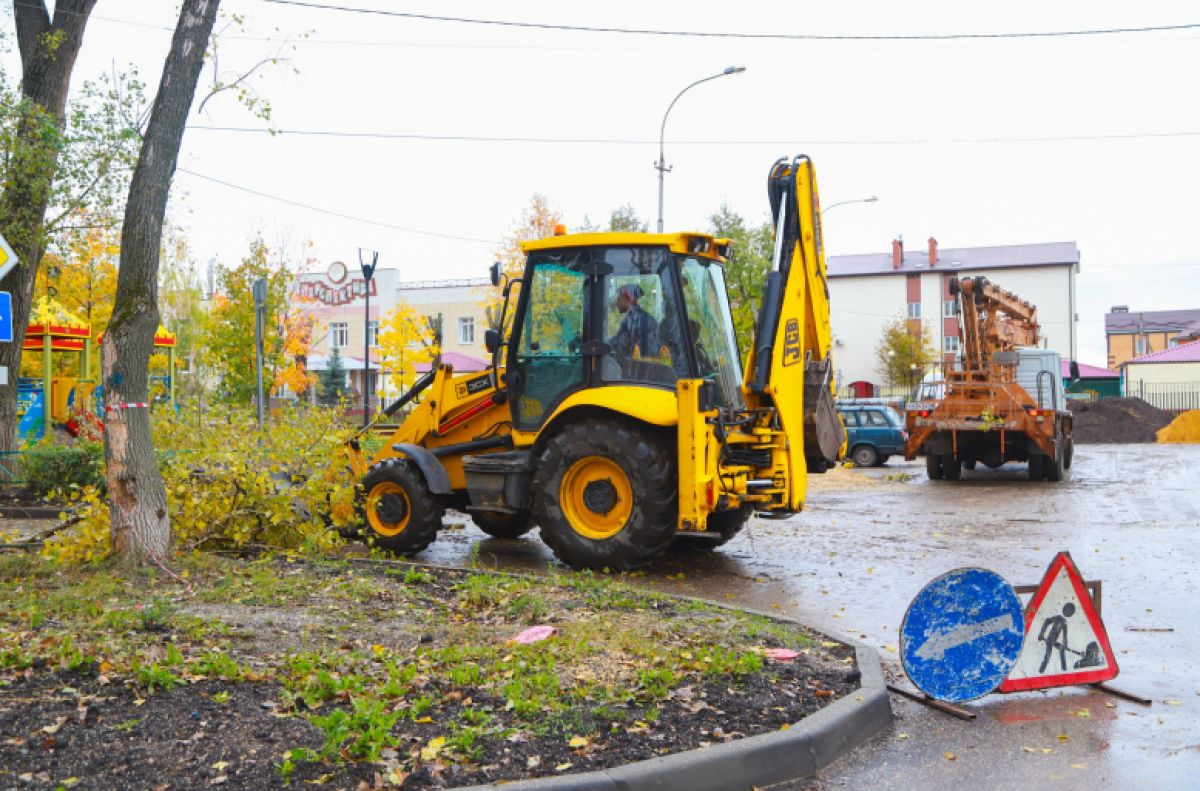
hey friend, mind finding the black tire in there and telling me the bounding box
[943,455,963,481]
[878,455,891,466]
[361,459,444,555]
[673,507,752,552]
[962,459,977,471]
[851,445,879,467]
[1045,437,1069,482]
[533,419,677,571]
[925,453,944,480]
[471,510,533,539]
[1028,454,1045,481]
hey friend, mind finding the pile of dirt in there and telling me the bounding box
[1069,397,1175,444]
[1157,410,1200,443]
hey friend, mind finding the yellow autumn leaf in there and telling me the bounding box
[945,752,956,761]
[567,736,588,748]
[420,736,446,762]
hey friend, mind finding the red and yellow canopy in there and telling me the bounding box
[24,297,91,352]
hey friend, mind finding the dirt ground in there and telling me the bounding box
[0,558,856,790]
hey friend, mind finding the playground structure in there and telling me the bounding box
[16,297,177,441]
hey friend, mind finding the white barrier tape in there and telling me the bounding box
[105,402,150,413]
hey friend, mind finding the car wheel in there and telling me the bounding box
[852,445,879,467]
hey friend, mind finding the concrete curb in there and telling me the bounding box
[459,635,892,791]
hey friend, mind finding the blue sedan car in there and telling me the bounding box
[837,403,908,467]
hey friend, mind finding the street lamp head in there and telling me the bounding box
[865,196,879,203]
[724,66,747,75]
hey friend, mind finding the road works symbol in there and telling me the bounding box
[999,551,1118,692]
[900,568,1025,702]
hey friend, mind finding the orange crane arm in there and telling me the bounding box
[952,276,1040,370]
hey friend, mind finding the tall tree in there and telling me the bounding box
[199,240,293,402]
[375,299,436,397]
[0,0,97,450]
[484,194,562,327]
[103,0,221,566]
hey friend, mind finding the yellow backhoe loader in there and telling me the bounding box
[346,156,845,570]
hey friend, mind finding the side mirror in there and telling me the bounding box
[484,328,501,354]
[1069,361,1081,382]
[489,261,501,288]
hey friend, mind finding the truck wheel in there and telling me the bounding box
[925,454,944,480]
[361,460,444,555]
[471,510,533,539]
[1045,439,1069,482]
[533,419,676,571]
[1028,455,1045,481]
[943,455,963,481]
[852,445,879,467]
[962,459,977,471]
[673,507,752,552]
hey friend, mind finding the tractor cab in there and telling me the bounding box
[493,231,742,431]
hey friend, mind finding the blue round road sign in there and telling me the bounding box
[900,568,1025,702]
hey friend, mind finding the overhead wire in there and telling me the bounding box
[176,167,499,245]
[259,1,1200,42]
[186,125,1200,146]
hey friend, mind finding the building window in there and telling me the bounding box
[943,299,957,318]
[367,321,379,347]
[907,302,922,319]
[1135,335,1147,355]
[458,316,475,344]
[330,322,349,349]
[944,335,960,353]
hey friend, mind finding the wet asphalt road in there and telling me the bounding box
[416,443,1200,791]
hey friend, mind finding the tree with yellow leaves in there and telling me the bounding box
[483,194,563,328]
[375,299,436,400]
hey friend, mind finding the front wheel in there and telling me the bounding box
[533,420,677,571]
[471,510,533,539]
[361,460,444,555]
[1028,454,1045,481]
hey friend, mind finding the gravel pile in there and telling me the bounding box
[1069,397,1175,444]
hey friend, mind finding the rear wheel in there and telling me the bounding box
[1028,454,1046,481]
[943,455,963,481]
[925,453,944,480]
[852,445,879,467]
[1045,437,1069,482]
[962,459,977,471]
[361,460,443,555]
[533,419,676,571]
[470,510,533,539]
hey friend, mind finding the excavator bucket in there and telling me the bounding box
[802,353,845,469]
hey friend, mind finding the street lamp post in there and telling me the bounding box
[359,249,379,429]
[821,196,879,216]
[656,66,746,233]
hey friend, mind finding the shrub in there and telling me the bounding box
[20,440,105,497]
[42,402,359,565]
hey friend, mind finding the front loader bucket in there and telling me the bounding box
[803,356,845,468]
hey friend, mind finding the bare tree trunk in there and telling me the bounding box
[0,0,97,451]
[104,0,221,566]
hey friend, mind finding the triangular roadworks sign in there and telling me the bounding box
[1000,552,1118,692]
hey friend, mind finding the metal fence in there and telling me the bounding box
[1127,381,1200,413]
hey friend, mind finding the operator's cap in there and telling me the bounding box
[618,284,643,300]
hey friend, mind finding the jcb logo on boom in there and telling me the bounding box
[782,319,802,367]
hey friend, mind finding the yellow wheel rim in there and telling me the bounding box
[366,481,410,538]
[560,455,633,540]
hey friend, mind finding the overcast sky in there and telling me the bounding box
[11,0,1200,365]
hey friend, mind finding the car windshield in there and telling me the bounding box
[883,406,903,425]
